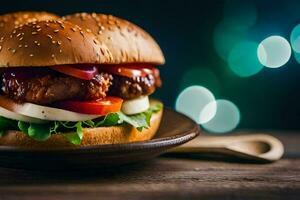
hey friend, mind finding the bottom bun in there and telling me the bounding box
[0,106,163,149]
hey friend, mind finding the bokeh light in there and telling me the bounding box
[290,24,300,53]
[175,86,216,124]
[228,41,263,77]
[257,36,291,68]
[223,0,257,30]
[179,67,220,95]
[201,100,240,134]
[213,20,247,61]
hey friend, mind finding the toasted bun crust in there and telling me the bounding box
[0,20,113,67]
[63,13,165,65]
[0,11,59,36]
[0,107,163,149]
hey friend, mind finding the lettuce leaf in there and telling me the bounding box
[0,102,163,145]
[63,122,83,145]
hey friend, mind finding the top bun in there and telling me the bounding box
[0,20,113,67]
[0,11,59,36]
[63,13,165,65]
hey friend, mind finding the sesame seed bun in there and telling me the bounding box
[63,13,165,65]
[0,20,113,67]
[0,11,59,37]
[0,101,163,149]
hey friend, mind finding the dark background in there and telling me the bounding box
[1,0,300,130]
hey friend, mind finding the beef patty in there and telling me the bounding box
[1,69,158,104]
[2,72,112,104]
[109,74,156,99]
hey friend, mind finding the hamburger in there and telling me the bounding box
[0,12,165,148]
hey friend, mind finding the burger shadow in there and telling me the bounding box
[0,160,156,186]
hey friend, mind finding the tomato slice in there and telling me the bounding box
[51,65,98,80]
[100,64,155,78]
[54,96,123,115]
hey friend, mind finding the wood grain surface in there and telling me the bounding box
[0,131,299,200]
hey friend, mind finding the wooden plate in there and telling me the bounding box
[0,108,200,170]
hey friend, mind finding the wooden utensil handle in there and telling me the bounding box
[167,134,284,162]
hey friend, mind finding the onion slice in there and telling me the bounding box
[0,106,45,123]
[0,95,100,121]
[121,96,150,115]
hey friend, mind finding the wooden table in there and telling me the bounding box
[0,131,299,200]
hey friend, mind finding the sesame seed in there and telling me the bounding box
[100,48,105,55]
[93,39,98,44]
[59,49,62,53]
[11,49,16,53]
[32,32,37,35]
[18,44,22,48]
[52,40,56,44]
[108,20,114,25]
[37,28,41,32]
[60,24,65,29]
[9,35,12,38]
[29,54,34,57]
[67,37,71,41]
[19,37,23,41]
[98,30,103,35]
[12,30,16,34]
[45,23,50,27]
[120,31,125,37]
[34,40,38,44]
[0,46,2,51]
[100,26,105,30]
[57,41,62,45]
[54,29,59,33]
[47,34,53,39]
[36,25,41,28]
[71,27,76,32]
[86,28,91,33]
[24,44,28,48]
[80,31,84,36]
[75,25,82,30]
[51,54,55,58]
